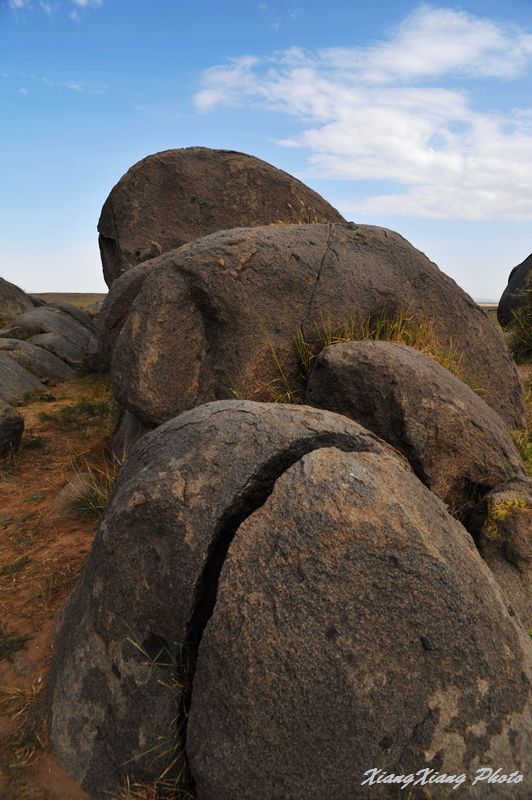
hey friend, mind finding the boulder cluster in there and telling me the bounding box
[45,148,530,798]
[0,283,98,453]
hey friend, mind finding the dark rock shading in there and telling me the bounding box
[0,398,24,455]
[188,447,532,800]
[305,341,525,518]
[48,401,400,799]
[98,147,345,286]
[498,253,532,328]
[0,276,35,321]
[107,223,525,429]
[111,411,153,462]
[97,261,154,365]
[0,352,45,402]
[469,476,532,631]
[0,338,74,382]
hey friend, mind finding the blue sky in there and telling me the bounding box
[1,1,531,300]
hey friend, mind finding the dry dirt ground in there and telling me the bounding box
[0,355,530,800]
[0,373,116,800]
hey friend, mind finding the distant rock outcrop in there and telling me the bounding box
[0,338,74,382]
[104,222,525,429]
[498,253,532,328]
[0,276,35,321]
[305,341,525,518]
[97,147,345,286]
[0,306,98,367]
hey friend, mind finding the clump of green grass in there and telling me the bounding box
[1,555,31,577]
[38,398,114,425]
[0,625,30,661]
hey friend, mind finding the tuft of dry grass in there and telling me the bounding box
[239,309,471,405]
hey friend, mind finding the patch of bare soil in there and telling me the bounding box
[0,373,117,800]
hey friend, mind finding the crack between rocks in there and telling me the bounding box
[179,430,377,790]
[306,222,333,319]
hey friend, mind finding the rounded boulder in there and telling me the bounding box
[98,147,344,286]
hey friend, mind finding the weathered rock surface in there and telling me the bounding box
[97,261,154,364]
[0,352,45,402]
[108,223,525,428]
[0,306,97,356]
[0,338,74,382]
[305,341,526,518]
[46,301,96,332]
[98,147,345,286]
[29,333,91,367]
[48,400,400,798]
[498,253,532,328]
[188,447,532,800]
[469,477,532,631]
[0,398,24,455]
[0,276,34,321]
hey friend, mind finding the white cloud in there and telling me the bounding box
[18,87,28,95]
[9,0,30,9]
[39,1,58,14]
[72,0,103,7]
[194,5,532,220]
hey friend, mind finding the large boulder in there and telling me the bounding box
[98,147,345,286]
[187,447,531,799]
[107,223,525,429]
[0,398,24,455]
[498,254,532,328]
[305,341,526,519]
[48,400,400,799]
[469,477,532,631]
[0,352,46,402]
[0,276,34,322]
[0,338,74,382]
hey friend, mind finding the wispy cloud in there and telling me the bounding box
[9,0,30,9]
[194,5,532,220]
[40,75,107,93]
[39,1,59,14]
[71,0,103,7]
[18,87,28,95]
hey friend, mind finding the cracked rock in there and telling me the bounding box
[188,447,532,800]
[48,400,399,799]
[106,223,525,429]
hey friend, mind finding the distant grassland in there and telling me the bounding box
[30,293,107,309]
